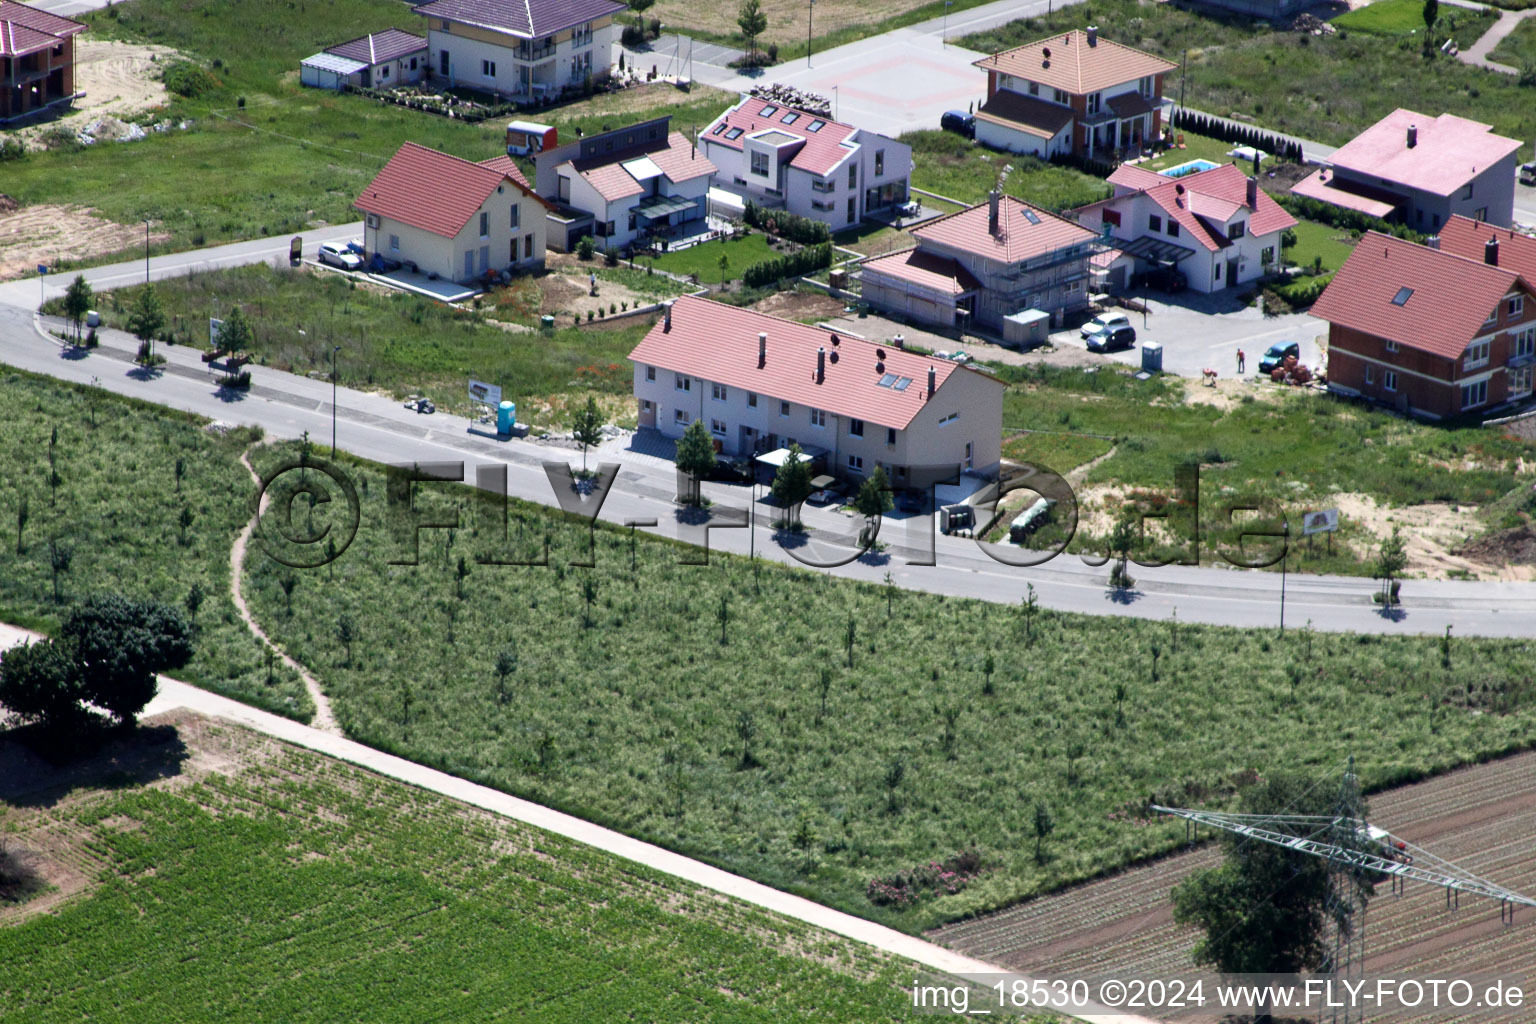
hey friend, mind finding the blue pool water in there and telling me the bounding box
[1161,159,1221,178]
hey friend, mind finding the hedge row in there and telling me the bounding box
[1276,194,1425,243]
[1169,108,1304,165]
[1268,271,1335,307]
[743,201,832,245]
[741,243,833,288]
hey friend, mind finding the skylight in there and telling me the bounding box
[725,127,744,140]
[1022,209,1041,225]
[807,119,826,132]
[760,104,778,117]
[711,123,726,135]
[1391,286,1413,306]
[892,377,913,391]
[781,112,799,125]
[877,373,898,388]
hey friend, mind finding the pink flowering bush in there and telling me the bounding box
[865,849,986,907]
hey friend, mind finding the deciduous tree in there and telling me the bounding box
[673,418,716,505]
[62,275,93,342]
[737,0,767,60]
[570,395,604,475]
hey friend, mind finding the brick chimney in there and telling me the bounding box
[758,330,767,367]
[927,364,936,398]
[1407,123,1418,148]
[988,189,1001,234]
[1087,25,1098,46]
[1245,175,1258,210]
[1486,236,1500,267]
[663,300,674,332]
[816,346,825,383]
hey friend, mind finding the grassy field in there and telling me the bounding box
[1331,0,1438,35]
[1002,431,1115,476]
[1489,16,1536,67]
[0,719,963,1022]
[960,2,1513,148]
[67,266,654,423]
[0,0,734,261]
[0,369,312,720]
[904,131,1111,211]
[1282,218,1358,273]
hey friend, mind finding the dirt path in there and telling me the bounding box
[230,448,340,734]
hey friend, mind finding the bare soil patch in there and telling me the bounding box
[1334,492,1535,580]
[747,288,847,322]
[12,40,176,149]
[0,197,172,281]
[651,0,925,47]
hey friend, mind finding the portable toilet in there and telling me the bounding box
[497,400,516,434]
[1141,340,1163,373]
[506,121,556,156]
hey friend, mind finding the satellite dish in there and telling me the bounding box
[876,361,885,374]
[1175,183,1185,194]
[829,350,839,364]
[1043,47,1051,58]
[830,333,840,345]
[876,348,886,359]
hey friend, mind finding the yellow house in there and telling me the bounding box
[412,0,624,102]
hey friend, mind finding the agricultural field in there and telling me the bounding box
[929,751,1536,1024]
[903,130,1111,210]
[0,369,311,720]
[960,2,1515,148]
[0,0,733,263]
[0,712,962,1022]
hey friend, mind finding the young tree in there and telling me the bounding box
[737,0,767,61]
[580,575,599,628]
[673,418,717,505]
[716,592,730,645]
[570,395,604,475]
[843,612,856,668]
[883,570,895,617]
[1374,525,1407,605]
[177,506,194,545]
[1021,583,1038,647]
[185,582,206,622]
[1422,0,1439,35]
[127,284,166,362]
[58,594,195,728]
[769,443,813,527]
[853,465,893,550]
[817,667,832,721]
[62,274,93,342]
[883,757,905,813]
[336,613,357,667]
[1107,507,1138,591]
[628,0,655,33]
[216,304,253,354]
[791,814,818,872]
[1032,801,1055,864]
[14,492,27,555]
[48,538,71,603]
[717,252,730,291]
[494,647,517,704]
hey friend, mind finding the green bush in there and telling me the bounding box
[1267,272,1335,308]
[741,243,833,288]
[1277,194,1424,242]
[576,235,597,261]
[0,138,25,162]
[162,60,221,98]
[743,201,832,244]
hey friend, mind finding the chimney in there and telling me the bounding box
[1426,234,1440,250]
[1245,175,1258,210]
[927,364,936,397]
[894,332,905,350]
[758,331,767,367]
[1087,25,1098,46]
[988,189,1001,234]
[1486,236,1500,267]
[1407,123,1418,149]
[816,346,826,383]
[663,300,674,332]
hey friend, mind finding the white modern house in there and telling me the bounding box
[532,116,717,252]
[354,143,550,284]
[412,0,623,101]
[699,95,913,230]
[629,295,1005,485]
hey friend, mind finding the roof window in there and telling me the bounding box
[781,112,799,124]
[760,104,779,117]
[808,119,826,132]
[1391,287,1413,306]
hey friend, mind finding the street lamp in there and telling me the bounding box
[943,0,952,44]
[330,345,341,457]
[807,0,815,67]
[143,221,150,284]
[1279,519,1290,634]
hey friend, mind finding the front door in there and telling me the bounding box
[1226,256,1239,288]
[464,250,474,279]
[638,399,656,428]
[479,245,489,275]
[360,68,372,88]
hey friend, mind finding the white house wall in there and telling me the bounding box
[365,185,547,283]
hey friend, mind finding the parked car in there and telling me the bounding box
[344,238,366,256]
[940,110,975,139]
[706,457,753,484]
[1258,341,1300,375]
[1086,325,1137,352]
[1080,312,1131,341]
[1521,162,1536,186]
[807,488,841,506]
[318,243,363,271]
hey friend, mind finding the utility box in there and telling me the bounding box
[1141,341,1163,373]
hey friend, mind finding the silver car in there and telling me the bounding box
[318,243,363,271]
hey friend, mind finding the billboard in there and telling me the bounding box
[468,379,502,407]
[1301,509,1339,536]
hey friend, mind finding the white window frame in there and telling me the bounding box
[675,374,691,392]
[1464,340,1490,372]
[1511,295,1525,319]
[645,365,655,381]
[510,205,519,230]
[673,409,690,425]
[1384,370,1397,392]
[1364,365,1374,385]
[847,454,864,471]
[810,408,826,428]
[479,211,489,238]
[1385,340,1398,354]
[481,59,496,79]
[711,382,727,402]
[1516,326,1536,357]
[389,234,400,252]
[1461,378,1487,409]
[938,412,958,426]
[750,150,770,177]
[710,418,727,436]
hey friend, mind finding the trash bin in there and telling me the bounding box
[497,400,516,435]
[1141,341,1163,373]
[85,310,101,328]
[540,314,555,331]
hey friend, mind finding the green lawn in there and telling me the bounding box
[903,131,1112,210]
[0,726,957,1022]
[0,369,312,720]
[961,2,1511,148]
[637,232,782,282]
[1332,0,1437,35]
[1282,218,1358,273]
[1140,131,1247,172]
[1002,431,1115,475]
[0,0,733,264]
[1489,16,1536,66]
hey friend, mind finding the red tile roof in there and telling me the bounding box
[860,247,983,296]
[355,143,541,237]
[1132,163,1295,253]
[702,96,862,177]
[1311,231,1528,360]
[973,89,1075,139]
[1436,215,1536,285]
[413,0,624,38]
[1325,109,1521,197]
[912,195,1098,265]
[1106,163,1164,192]
[0,0,84,58]
[1289,168,1398,219]
[326,29,426,65]
[561,131,716,203]
[974,30,1176,96]
[629,295,999,430]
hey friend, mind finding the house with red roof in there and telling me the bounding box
[1291,109,1521,230]
[413,0,623,102]
[699,95,913,230]
[972,27,1177,160]
[301,29,427,91]
[1312,229,1536,418]
[531,116,716,252]
[1070,162,1295,293]
[861,192,1100,337]
[0,0,85,123]
[354,142,551,283]
[629,295,1004,484]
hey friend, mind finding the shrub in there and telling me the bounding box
[741,243,833,288]
[767,42,779,62]
[0,138,24,162]
[742,201,831,244]
[865,850,986,907]
[621,24,645,46]
[1277,194,1424,242]
[604,247,620,267]
[576,235,597,261]
[162,60,220,98]
[649,16,661,36]
[1266,272,1335,309]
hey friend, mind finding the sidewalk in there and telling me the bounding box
[1458,5,1536,74]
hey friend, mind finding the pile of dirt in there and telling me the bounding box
[1456,525,1536,566]
[1289,13,1336,34]
[0,195,18,214]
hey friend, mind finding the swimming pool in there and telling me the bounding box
[1160,159,1221,178]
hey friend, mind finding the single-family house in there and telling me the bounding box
[699,95,913,230]
[860,192,1100,334]
[1291,109,1521,230]
[629,295,1005,484]
[532,116,716,252]
[412,0,623,102]
[354,142,550,283]
[301,29,428,91]
[1311,230,1536,418]
[0,0,85,123]
[1070,162,1296,293]
[971,27,1177,160]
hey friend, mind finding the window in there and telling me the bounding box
[389,234,400,252]
[1166,221,1180,238]
[1391,286,1413,306]
[1484,306,1498,326]
[1053,88,1068,104]
[674,409,690,425]
[850,418,864,437]
[558,176,571,202]
[1462,379,1487,409]
[628,212,637,231]
[812,199,835,212]
[711,123,726,136]
[1464,340,1490,371]
[1511,295,1525,318]
[746,392,758,408]
[781,112,799,125]
[725,127,744,140]
[711,419,727,436]
[524,235,533,259]
[481,59,496,78]
[780,401,790,417]
[1463,182,1475,200]
[1148,214,1162,232]
[886,427,896,445]
[847,454,864,471]
[674,374,690,392]
[1512,366,1533,397]
[1229,220,1245,239]
[1102,209,1121,228]
[645,366,656,381]
[1517,326,1536,357]
[712,383,727,401]
[479,211,489,238]
[380,65,390,79]
[1028,81,1039,96]
[1261,245,1275,268]
[848,164,857,188]
[1384,370,1397,392]
[440,19,451,30]
[750,150,769,176]
[1086,93,1101,115]
[965,441,973,470]
[1475,207,1489,222]
[760,104,779,117]
[938,412,958,426]
[410,57,418,70]
[439,50,449,74]
[1214,262,1222,282]
[810,409,826,427]
[1385,340,1399,354]
[509,205,519,230]
[874,150,885,176]
[1365,365,1374,385]
[1139,75,1153,97]
[808,119,826,132]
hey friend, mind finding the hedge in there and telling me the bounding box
[741,244,833,288]
[1169,108,1304,165]
[1275,194,1425,243]
[743,201,832,245]
[1268,271,1335,308]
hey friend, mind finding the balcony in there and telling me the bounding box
[1510,350,1536,369]
[516,43,555,62]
